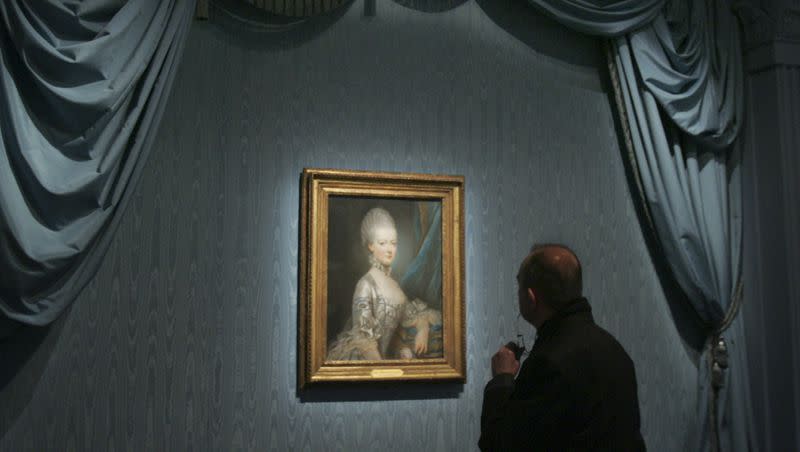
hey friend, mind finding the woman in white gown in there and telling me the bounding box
[327,207,441,360]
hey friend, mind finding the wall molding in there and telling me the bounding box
[742,53,800,452]
[735,1,800,71]
[744,40,800,72]
[775,65,800,451]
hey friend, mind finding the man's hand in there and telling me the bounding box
[491,345,520,377]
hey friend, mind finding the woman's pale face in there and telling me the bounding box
[368,226,398,267]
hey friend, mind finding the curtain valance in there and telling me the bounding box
[527,0,665,37]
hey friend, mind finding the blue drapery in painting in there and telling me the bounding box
[401,202,442,310]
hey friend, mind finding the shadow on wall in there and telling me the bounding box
[210,0,601,70]
[391,0,469,13]
[475,0,602,69]
[206,0,356,51]
[0,314,67,439]
[298,380,463,403]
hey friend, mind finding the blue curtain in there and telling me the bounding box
[0,0,195,326]
[525,0,742,141]
[629,0,742,149]
[613,39,754,450]
[526,0,664,36]
[607,5,754,452]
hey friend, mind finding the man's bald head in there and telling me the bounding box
[517,244,582,311]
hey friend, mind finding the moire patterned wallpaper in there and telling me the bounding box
[0,2,704,450]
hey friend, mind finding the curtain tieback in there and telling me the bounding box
[711,335,729,391]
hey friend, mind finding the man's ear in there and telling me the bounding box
[527,288,537,306]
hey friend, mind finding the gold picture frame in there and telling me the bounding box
[299,168,466,387]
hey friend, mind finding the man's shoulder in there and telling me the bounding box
[556,315,629,353]
[542,317,636,381]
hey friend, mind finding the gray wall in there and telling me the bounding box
[737,0,800,449]
[0,1,703,450]
[740,3,800,447]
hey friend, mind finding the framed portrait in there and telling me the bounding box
[299,168,465,387]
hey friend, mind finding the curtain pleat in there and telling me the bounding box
[0,0,196,326]
[629,0,743,149]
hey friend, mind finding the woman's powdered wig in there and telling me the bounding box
[360,207,396,248]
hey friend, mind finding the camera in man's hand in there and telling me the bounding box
[505,341,525,361]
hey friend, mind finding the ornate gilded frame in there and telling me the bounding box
[299,168,466,387]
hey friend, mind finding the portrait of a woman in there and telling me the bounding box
[326,206,442,360]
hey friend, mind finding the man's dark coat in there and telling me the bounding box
[479,298,646,451]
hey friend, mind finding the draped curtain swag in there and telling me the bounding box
[611,39,753,451]
[526,0,665,36]
[0,0,195,326]
[617,0,744,325]
[630,0,743,149]
[607,3,753,452]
